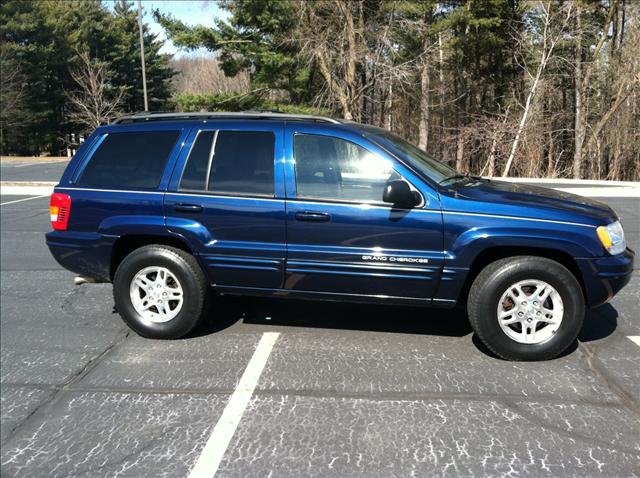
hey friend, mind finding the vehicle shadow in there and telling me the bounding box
[579,303,618,342]
[192,296,618,359]
[194,296,473,337]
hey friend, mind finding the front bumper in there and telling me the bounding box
[576,248,635,307]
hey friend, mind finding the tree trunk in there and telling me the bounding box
[438,28,445,157]
[487,127,498,177]
[501,75,539,177]
[418,59,430,150]
[547,129,555,177]
[383,82,392,130]
[611,134,622,180]
[573,7,584,179]
[456,133,464,171]
[341,0,359,121]
[502,1,559,177]
[316,55,352,120]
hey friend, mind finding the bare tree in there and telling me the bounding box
[501,1,572,177]
[0,48,26,137]
[572,0,620,178]
[294,0,365,120]
[66,51,125,132]
[170,55,250,95]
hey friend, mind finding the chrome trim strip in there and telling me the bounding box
[166,191,283,202]
[203,255,281,265]
[442,210,595,228]
[55,187,284,202]
[287,267,431,280]
[211,263,279,272]
[286,198,440,212]
[56,187,162,195]
[287,260,432,273]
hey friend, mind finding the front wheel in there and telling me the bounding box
[113,245,209,339]
[467,256,584,361]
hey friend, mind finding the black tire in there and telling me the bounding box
[113,245,209,339]
[467,256,584,361]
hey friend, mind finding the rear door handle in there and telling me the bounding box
[295,211,331,222]
[173,203,203,213]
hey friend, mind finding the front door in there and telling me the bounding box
[165,121,286,289]
[283,125,443,300]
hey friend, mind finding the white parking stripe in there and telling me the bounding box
[627,336,640,348]
[188,332,280,478]
[0,195,49,206]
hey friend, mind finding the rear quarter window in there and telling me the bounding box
[77,130,180,189]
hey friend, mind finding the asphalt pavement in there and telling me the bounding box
[0,159,69,183]
[0,161,639,477]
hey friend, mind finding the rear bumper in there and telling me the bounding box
[46,231,116,282]
[576,248,635,308]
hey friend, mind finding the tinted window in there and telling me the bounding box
[180,131,215,191]
[178,130,275,196]
[369,131,456,183]
[210,131,275,195]
[78,131,179,189]
[294,134,399,203]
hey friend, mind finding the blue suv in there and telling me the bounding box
[46,112,634,360]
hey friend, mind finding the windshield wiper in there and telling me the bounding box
[438,173,485,186]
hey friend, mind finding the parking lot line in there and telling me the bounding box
[628,336,640,348]
[188,332,280,478]
[0,195,49,206]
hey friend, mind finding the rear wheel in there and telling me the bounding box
[113,245,209,339]
[467,256,584,361]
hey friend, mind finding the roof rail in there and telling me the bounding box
[112,111,342,125]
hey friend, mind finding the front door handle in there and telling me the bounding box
[295,211,331,222]
[173,203,203,213]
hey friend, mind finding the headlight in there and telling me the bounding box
[597,220,626,255]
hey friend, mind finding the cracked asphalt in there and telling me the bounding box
[1,161,639,477]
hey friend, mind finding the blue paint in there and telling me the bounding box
[46,117,634,308]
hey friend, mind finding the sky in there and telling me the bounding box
[105,0,230,56]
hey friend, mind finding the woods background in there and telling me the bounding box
[1,0,639,180]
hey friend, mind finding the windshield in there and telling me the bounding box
[368,131,457,183]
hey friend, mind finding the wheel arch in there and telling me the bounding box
[110,234,194,281]
[457,246,586,308]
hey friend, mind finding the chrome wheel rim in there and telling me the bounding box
[129,266,184,324]
[497,279,563,344]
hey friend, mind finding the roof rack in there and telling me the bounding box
[112,111,342,125]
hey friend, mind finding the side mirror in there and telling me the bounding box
[383,179,418,208]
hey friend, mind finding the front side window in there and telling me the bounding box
[78,130,180,189]
[179,130,275,196]
[294,134,399,204]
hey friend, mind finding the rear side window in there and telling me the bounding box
[179,130,275,196]
[77,131,180,189]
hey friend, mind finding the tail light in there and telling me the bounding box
[50,193,71,230]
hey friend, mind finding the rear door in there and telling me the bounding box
[165,121,286,289]
[283,124,444,300]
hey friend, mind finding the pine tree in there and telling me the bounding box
[154,0,312,105]
[111,0,173,113]
[0,0,174,155]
